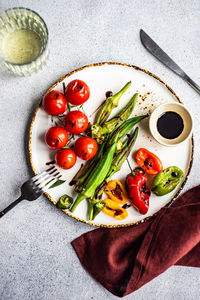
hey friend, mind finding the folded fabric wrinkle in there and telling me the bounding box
[72,185,200,297]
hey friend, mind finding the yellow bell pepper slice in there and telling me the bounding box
[104,180,128,204]
[103,199,128,220]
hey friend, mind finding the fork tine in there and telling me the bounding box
[36,174,56,188]
[34,172,55,185]
[42,175,62,192]
[32,171,47,181]
[32,166,58,182]
[36,171,62,189]
[31,166,62,193]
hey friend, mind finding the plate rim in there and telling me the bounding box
[28,62,194,228]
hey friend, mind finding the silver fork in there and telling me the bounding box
[0,166,61,218]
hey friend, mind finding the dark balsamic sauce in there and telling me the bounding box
[46,160,55,166]
[106,91,113,98]
[69,180,76,186]
[122,203,131,209]
[157,111,184,139]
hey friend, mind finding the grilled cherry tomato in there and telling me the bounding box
[42,90,67,115]
[45,126,68,149]
[64,110,88,134]
[55,149,76,169]
[65,79,90,105]
[74,137,98,160]
[135,148,163,175]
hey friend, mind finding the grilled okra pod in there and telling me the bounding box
[74,141,107,192]
[101,93,138,134]
[95,127,139,200]
[88,199,105,220]
[70,138,118,213]
[108,115,147,146]
[96,81,131,125]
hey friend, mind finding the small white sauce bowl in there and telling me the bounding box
[149,102,193,146]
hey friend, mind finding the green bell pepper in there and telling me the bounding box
[152,166,184,196]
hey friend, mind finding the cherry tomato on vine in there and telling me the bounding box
[65,79,90,105]
[74,137,98,160]
[45,126,68,150]
[42,90,67,115]
[55,149,76,169]
[64,110,88,134]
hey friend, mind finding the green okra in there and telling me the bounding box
[88,200,105,221]
[107,127,139,179]
[95,127,139,200]
[91,92,138,141]
[95,81,131,126]
[108,115,147,146]
[74,141,107,192]
[70,138,118,213]
[102,93,138,134]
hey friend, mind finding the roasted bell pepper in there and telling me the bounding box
[135,148,163,175]
[126,169,151,214]
[152,166,183,196]
[103,199,128,220]
[56,194,73,209]
[104,180,128,204]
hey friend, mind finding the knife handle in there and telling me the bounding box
[184,75,200,95]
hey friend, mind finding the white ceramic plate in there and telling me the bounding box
[29,63,193,227]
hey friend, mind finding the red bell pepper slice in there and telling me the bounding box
[126,169,151,214]
[135,148,163,175]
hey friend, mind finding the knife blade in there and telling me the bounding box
[140,29,200,95]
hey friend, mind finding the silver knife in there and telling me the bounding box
[140,29,200,95]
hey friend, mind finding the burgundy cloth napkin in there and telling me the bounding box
[72,185,200,297]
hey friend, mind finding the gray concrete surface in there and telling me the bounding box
[0,0,200,299]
